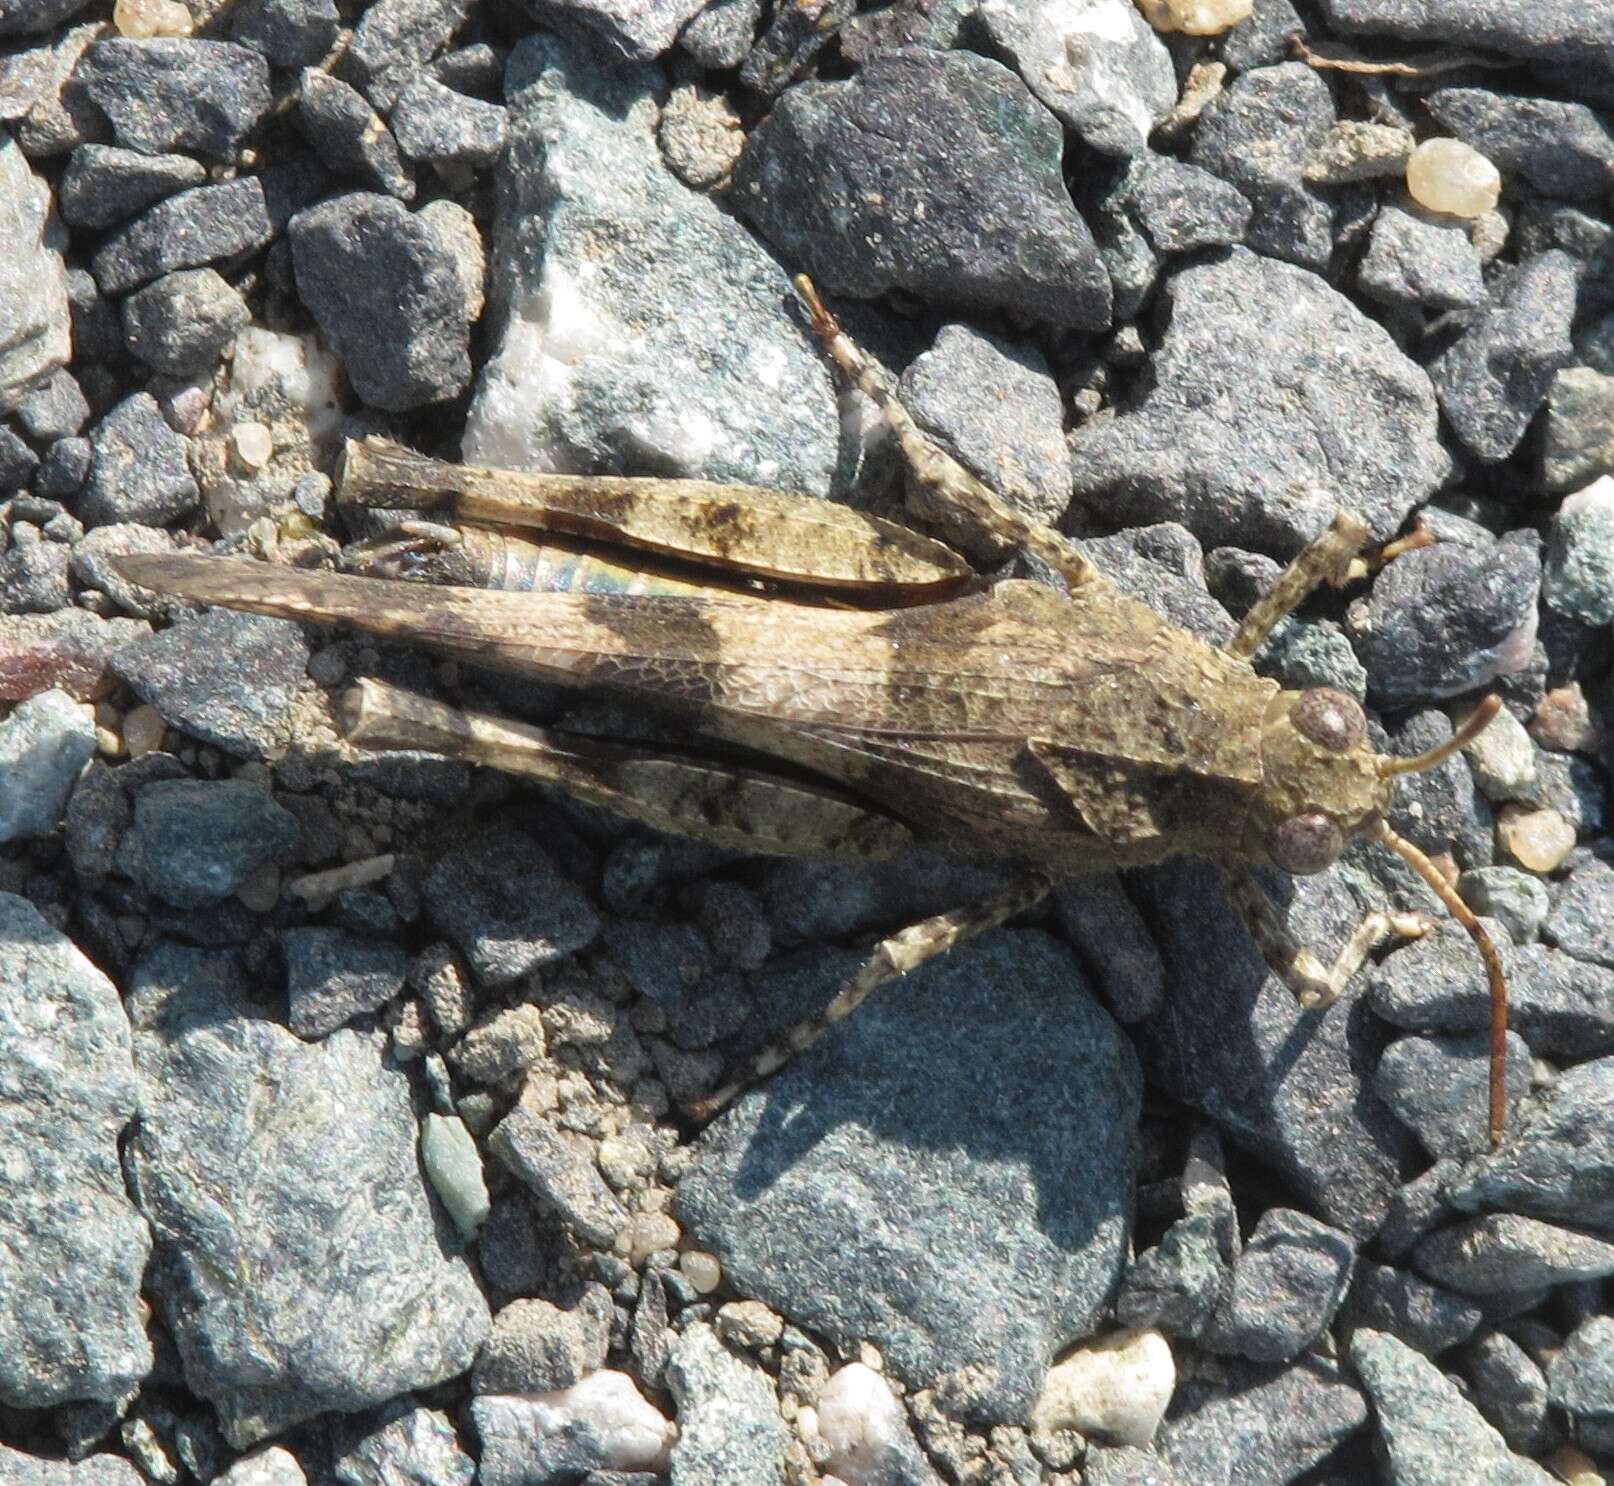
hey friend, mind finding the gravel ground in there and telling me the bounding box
[1,0,1613,1482]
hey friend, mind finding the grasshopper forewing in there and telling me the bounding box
[110,283,1511,1148]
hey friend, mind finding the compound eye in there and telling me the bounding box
[1268,812,1345,875]
[1291,687,1366,753]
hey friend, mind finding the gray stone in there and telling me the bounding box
[0,539,69,614]
[1304,119,1414,183]
[1319,0,1614,75]
[0,135,68,413]
[0,1449,145,1486]
[1377,1160,1463,1262]
[281,927,409,1038]
[1074,523,1236,645]
[1429,251,1580,463]
[900,323,1072,529]
[1188,62,1334,271]
[1542,371,1614,493]
[1358,200,1488,312]
[1345,532,1541,708]
[490,1107,629,1248]
[1543,479,1614,626]
[1116,1211,1227,1338]
[121,778,299,908]
[1445,1053,1614,1231]
[1457,868,1550,944]
[120,268,252,378]
[1545,852,1614,968]
[1351,1329,1557,1486]
[289,193,470,411]
[1052,872,1166,1023]
[1159,1356,1367,1486]
[1069,248,1447,557]
[1084,1445,1183,1486]
[603,918,711,1012]
[0,686,93,843]
[1126,855,1419,1239]
[1374,1032,1532,1161]
[975,0,1174,156]
[112,607,308,760]
[294,70,413,199]
[1370,919,1614,1057]
[126,943,490,1447]
[1208,1208,1355,1363]
[1343,1261,1484,1356]
[733,48,1111,330]
[64,760,130,887]
[678,931,1138,1424]
[331,1404,474,1486]
[679,0,761,66]
[228,0,340,67]
[1253,617,1369,699]
[68,38,270,160]
[473,1290,613,1393]
[1546,1314,1614,1430]
[1414,1213,1614,1295]
[391,74,507,168]
[0,894,151,1408]
[340,0,470,108]
[466,35,838,496]
[15,369,88,442]
[92,176,274,295]
[58,144,207,230]
[665,1323,791,1484]
[80,392,198,529]
[1464,1331,1556,1456]
[1426,88,1614,202]
[1126,156,1252,254]
[424,827,600,987]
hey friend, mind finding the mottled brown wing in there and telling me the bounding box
[108,556,1141,741]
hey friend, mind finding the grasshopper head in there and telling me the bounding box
[1249,686,1388,874]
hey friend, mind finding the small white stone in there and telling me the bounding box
[474,1372,674,1475]
[213,1444,307,1486]
[1029,1328,1175,1448]
[1132,0,1252,35]
[1461,703,1537,802]
[421,1112,491,1237]
[1406,138,1502,219]
[616,1210,680,1264]
[679,1249,722,1293]
[114,0,193,36]
[816,1362,914,1486]
[230,421,274,472]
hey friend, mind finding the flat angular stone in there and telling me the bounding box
[733,48,1111,330]
[126,944,490,1447]
[92,177,273,295]
[0,894,151,1408]
[678,930,1138,1425]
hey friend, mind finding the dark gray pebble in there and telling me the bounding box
[282,925,410,1039]
[58,143,207,230]
[79,391,198,528]
[92,176,274,295]
[391,74,507,168]
[732,48,1111,330]
[288,192,472,411]
[121,777,299,908]
[112,607,308,761]
[295,69,414,200]
[119,268,251,378]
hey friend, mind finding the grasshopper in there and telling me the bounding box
[111,278,1511,1146]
